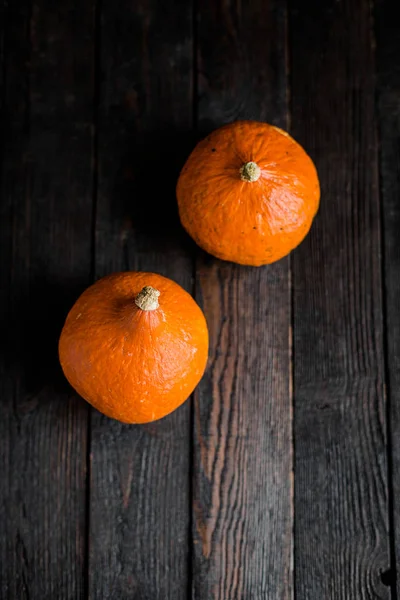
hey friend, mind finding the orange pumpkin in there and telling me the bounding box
[59,272,209,423]
[177,120,320,266]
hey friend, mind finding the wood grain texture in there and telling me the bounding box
[374,0,400,594]
[0,0,94,598]
[289,0,390,597]
[193,1,292,598]
[88,1,194,598]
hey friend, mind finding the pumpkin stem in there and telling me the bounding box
[134,286,160,311]
[240,161,261,182]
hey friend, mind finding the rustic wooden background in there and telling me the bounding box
[1,0,399,598]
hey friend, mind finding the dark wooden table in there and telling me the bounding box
[1,0,399,598]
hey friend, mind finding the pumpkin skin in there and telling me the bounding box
[177,120,320,266]
[59,272,209,424]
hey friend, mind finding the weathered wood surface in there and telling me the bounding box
[88,1,194,598]
[290,0,390,597]
[0,0,95,597]
[192,1,293,598]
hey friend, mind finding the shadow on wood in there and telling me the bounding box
[0,274,89,401]
[108,128,201,255]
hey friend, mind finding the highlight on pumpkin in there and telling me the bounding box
[176,119,320,266]
[58,272,209,424]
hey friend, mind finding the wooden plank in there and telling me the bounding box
[0,0,94,598]
[88,1,194,598]
[289,0,390,597]
[374,0,400,593]
[193,2,292,598]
